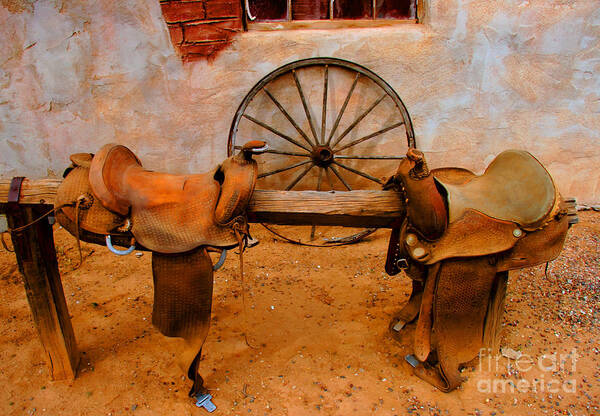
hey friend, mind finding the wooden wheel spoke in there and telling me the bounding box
[285,162,315,191]
[325,73,360,146]
[329,165,352,191]
[330,93,387,149]
[316,166,324,191]
[263,88,314,147]
[333,155,406,160]
[325,166,335,191]
[320,65,328,144]
[310,167,325,240]
[258,160,312,179]
[333,121,405,153]
[234,146,310,158]
[333,161,382,184]
[243,114,311,152]
[292,70,319,145]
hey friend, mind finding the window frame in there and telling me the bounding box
[243,0,424,31]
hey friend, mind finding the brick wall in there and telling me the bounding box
[159,0,243,61]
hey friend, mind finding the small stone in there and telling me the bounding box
[501,347,522,360]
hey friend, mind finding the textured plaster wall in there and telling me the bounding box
[0,0,598,202]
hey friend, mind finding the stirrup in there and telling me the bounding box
[213,249,227,271]
[195,393,217,412]
[105,235,135,256]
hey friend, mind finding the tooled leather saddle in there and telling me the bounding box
[384,148,571,392]
[55,141,267,400]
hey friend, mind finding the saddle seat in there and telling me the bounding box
[436,150,557,231]
[89,141,265,254]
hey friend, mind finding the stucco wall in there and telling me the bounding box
[1,0,598,202]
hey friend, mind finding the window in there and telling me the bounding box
[246,0,418,30]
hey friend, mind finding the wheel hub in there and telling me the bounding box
[311,145,334,167]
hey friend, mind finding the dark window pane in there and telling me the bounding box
[292,0,329,20]
[333,0,372,19]
[376,0,415,19]
[249,0,288,21]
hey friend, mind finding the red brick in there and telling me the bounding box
[167,24,184,45]
[183,19,241,43]
[205,0,241,19]
[161,1,206,23]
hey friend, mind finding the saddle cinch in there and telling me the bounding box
[55,141,267,403]
[384,148,572,392]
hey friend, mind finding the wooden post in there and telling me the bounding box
[5,204,79,380]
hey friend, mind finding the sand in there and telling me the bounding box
[1,213,598,415]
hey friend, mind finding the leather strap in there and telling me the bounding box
[8,177,25,205]
[2,177,25,252]
[385,219,405,275]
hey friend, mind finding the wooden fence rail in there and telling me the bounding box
[0,178,405,227]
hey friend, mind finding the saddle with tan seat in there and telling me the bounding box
[55,141,267,403]
[384,148,572,392]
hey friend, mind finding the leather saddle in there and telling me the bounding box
[385,148,572,392]
[55,140,267,398]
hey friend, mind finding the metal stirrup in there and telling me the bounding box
[195,393,216,412]
[213,249,227,271]
[105,235,135,256]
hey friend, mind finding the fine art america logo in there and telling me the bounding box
[476,348,578,394]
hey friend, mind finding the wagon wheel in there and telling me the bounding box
[228,57,416,244]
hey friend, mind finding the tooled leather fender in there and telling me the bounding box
[385,148,572,393]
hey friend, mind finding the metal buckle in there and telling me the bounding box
[395,258,409,270]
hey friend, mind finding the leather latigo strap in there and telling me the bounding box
[384,219,404,276]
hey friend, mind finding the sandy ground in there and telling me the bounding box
[0,212,598,416]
